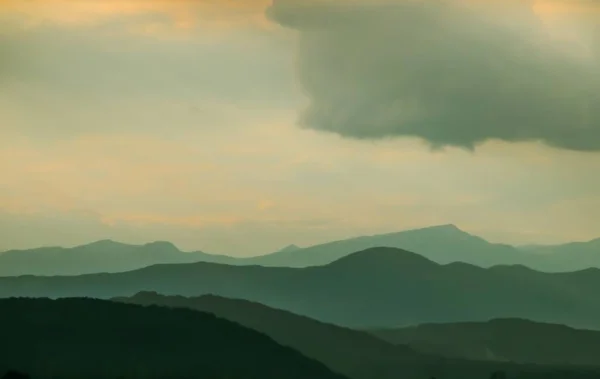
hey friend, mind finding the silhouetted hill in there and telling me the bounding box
[3,247,600,329]
[113,291,420,379]
[368,318,600,367]
[244,226,600,272]
[327,246,439,270]
[113,292,600,379]
[0,297,347,379]
[0,240,238,276]
[242,224,530,268]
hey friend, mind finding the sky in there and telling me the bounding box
[1,0,599,255]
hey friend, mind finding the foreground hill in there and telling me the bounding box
[113,292,600,379]
[0,240,237,276]
[113,291,421,379]
[0,297,346,379]
[2,247,600,329]
[368,318,600,366]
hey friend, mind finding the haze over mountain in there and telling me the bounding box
[3,247,600,329]
[519,239,600,272]
[3,224,599,276]
[0,297,346,379]
[368,318,600,367]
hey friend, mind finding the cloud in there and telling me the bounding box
[4,20,292,98]
[0,18,22,85]
[0,0,272,30]
[0,6,298,138]
[268,0,600,151]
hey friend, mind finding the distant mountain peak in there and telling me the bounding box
[278,244,301,253]
[380,224,473,239]
[419,224,465,233]
[79,239,124,248]
[143,241,180,253]
[432,223,459,229]
[90,239,118,244]
[403,224,488,243]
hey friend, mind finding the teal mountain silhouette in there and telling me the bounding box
[2,247,600,329]
[3,225,600,275]
[0,240,237,276]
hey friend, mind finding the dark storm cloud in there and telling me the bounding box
[268,0,600,151]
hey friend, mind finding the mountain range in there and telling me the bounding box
[243,224,527,267]
[242,224,600,271]
[0,240,237,277]
[1,224,599,276]
[3,247,600,329]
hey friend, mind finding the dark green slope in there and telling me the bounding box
[0,297,347,379]
[113,291,421,379]
[369,318,600,367]
[111,293,600,379]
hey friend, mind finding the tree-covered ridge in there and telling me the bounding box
[0,297,347,379]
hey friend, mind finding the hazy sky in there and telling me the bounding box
[1,0,599,255]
